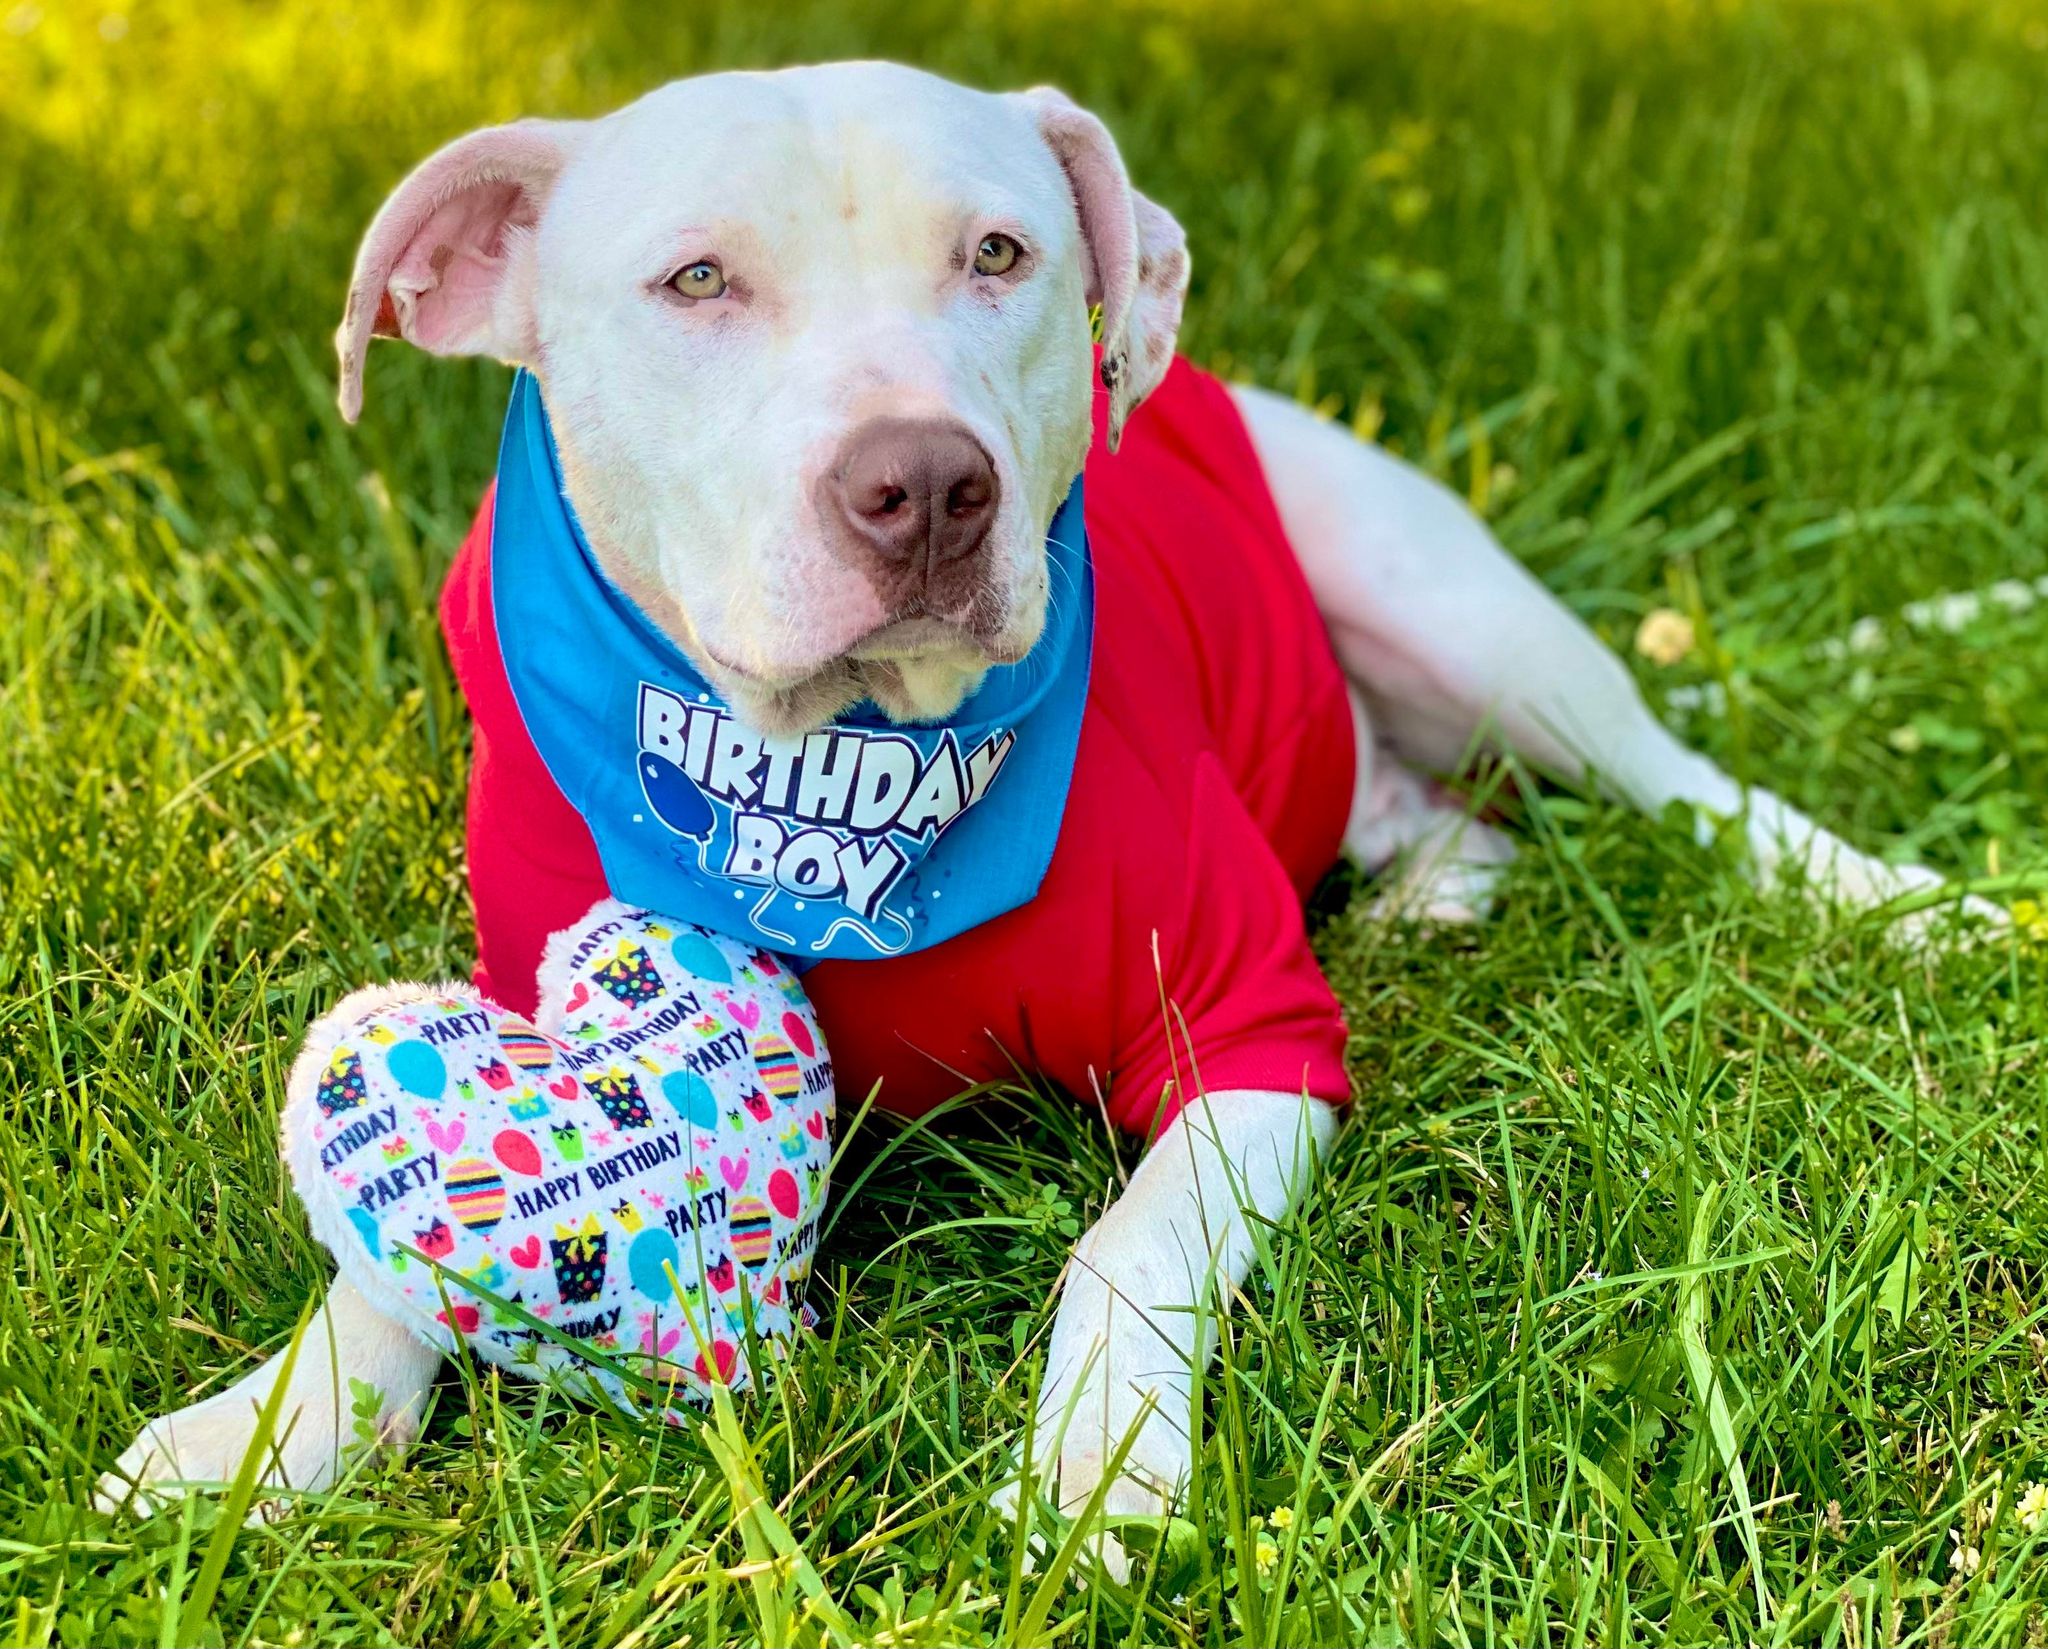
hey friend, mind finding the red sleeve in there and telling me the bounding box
[1100,754,1350,1138]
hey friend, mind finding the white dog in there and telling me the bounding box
[101,61,1996,1543]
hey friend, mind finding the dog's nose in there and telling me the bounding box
[825,417,999,576]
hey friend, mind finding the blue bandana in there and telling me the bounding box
[490,372,1093,960]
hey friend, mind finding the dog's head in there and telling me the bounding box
[338,63,1188,732]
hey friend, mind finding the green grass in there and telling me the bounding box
[5,0,2048,1641]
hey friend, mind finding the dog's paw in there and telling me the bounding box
[93,1381,369,1518]
[1350,786,1518,929]
[996,1237,1195,1581]
[1367,847,1512,927]
[95,1285,440,1520]
[1746,808,2007,945]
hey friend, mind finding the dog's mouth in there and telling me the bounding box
[712,596,1025,682]
[704,605,1036,735]
[848,613,1022,664]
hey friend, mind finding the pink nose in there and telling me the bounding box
[822,417,1000,584]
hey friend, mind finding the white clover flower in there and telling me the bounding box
[1634,608,1696,667]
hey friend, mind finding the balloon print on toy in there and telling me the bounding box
[367,1025,447,1101]
[781,1012,816,1058]
[661,1068,720,1129]
[498,1025,559,1072]
[628,1227,682,1300]
[494,1128,544,1177]
[346,1206,381,1256]
[669,929,731,985]
[445,1159,508,1232]
[730,1196,774,1274]
[752,1032,802,1101]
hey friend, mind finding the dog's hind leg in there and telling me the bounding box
[1234,383,2003,934]
[97,986,446,1517]
[1344,693,1517,923]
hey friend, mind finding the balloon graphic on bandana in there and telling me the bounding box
[752,1032,802,1101]
[730,1196,774,1273]
[638,752,714,839]
[446,1159,507,1232]
[669,931,730,986]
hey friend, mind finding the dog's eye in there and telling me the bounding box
[972,234,1021,277]
[668,260,727,300]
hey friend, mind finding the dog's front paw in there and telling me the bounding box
[95,1284,440,1519]
[998,1228,1195,1579]
[93,1380,367,1518]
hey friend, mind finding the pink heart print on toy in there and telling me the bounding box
[282,900,834,1416]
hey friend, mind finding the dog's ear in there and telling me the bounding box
[336,119,581,422]
[1018,87,1189,452]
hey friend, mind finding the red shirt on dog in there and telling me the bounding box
[443,357,1355,1136]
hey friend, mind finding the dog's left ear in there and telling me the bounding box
[1018,87,1189,452]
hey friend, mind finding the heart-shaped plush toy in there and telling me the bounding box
[283,900,833,1414]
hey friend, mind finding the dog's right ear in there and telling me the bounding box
[336,119,581,422]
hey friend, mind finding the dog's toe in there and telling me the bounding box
[95,1386,340,1520]
[993,1459,1174,1583]
[94,1408,241,1516]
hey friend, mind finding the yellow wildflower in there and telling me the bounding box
[2018,1481,2048,1533]
[1391,185,1432,226]
[1254,1536,1279,1575]
[1270,1505,1295,1530]
[2011,899,2048,946]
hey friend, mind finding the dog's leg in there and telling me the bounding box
[1010,1090,1337,1570]
[1235,384,2003,930]
[1346,694,1518,923]
[94,1277,438,1514]
[98,981,455,1516]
